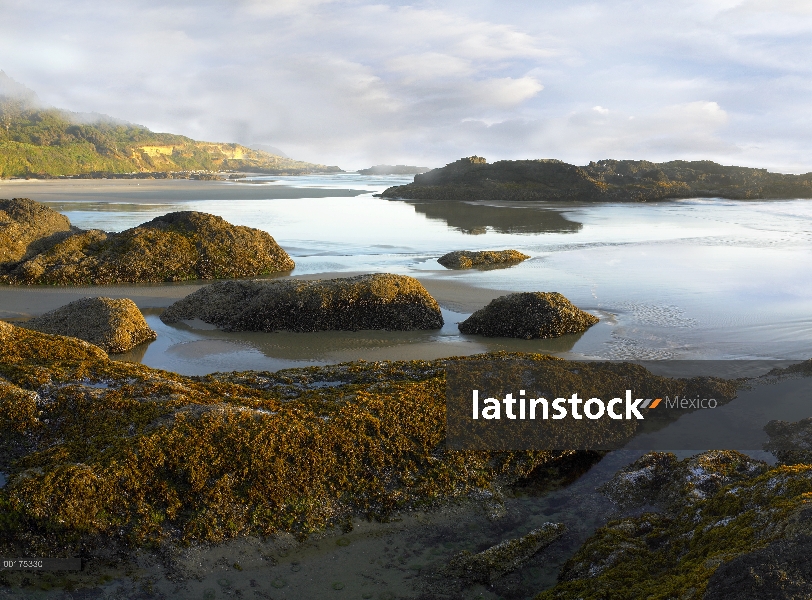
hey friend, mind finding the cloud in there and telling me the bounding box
[0,0,810,171]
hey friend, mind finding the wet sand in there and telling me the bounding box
[0,178,367,202]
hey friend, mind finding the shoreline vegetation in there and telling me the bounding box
[382,155,812,202]
[0,77,341,178]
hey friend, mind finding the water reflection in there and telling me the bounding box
[403,200,583,235]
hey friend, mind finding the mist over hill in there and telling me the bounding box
[0,72,339,178]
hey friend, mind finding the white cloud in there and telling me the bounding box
[0,0,810,171]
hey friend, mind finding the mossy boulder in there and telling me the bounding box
[458,292,598,339]
[0,203,294,284]
[0,198,74,266]
[161,273,444,331]
[445,522,566,583]
[438,249,529,270]
[21,297,157,353]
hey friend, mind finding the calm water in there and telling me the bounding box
[12,173,812,372]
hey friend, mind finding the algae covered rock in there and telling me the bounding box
[0,198,74,266]
[445,522,565,583]
[1,203,294,284]
[703,535,812,600]
[438,249,529,269]
[599,450,768,513]
[458,292,598,339]
[161,273,444,331]
[21,297,157,353]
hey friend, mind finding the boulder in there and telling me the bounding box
[21,297,157,353]
[458,292,598,339]
[161,273,444,332]
[2,205,295,284]
[0,198,74,266]
[445,522,565,583]
[438,249,529,269]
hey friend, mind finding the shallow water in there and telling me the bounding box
[6,174,810,371]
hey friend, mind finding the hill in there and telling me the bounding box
[382,156,812,202]
[358,164,431,175]
[0,71,340,178]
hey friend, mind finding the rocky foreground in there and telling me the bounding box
[383,156,812,202]
[2,321,811,597]
[0,198,294,284]
[161,273,444,331]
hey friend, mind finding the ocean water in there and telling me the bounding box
[15,173,812,372]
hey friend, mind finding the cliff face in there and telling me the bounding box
[382,156,812,202]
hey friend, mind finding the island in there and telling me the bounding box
[382,155,812,202]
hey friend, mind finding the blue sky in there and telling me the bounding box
[1,0,811,171]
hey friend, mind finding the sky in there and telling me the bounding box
[1,0,811,172]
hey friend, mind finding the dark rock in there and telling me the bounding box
[764,418,812,465]
[438,249,529,269]
[445,522,565,583]
[703,535,812,600]
[21,297,157,353]
[0,198,74,266]
[599,450,768,513]
[161,273,444,332]
[382,156,812,202]
[1,203,294,284]
[458,292,598,339]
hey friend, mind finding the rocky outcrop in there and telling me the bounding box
[445,522,565,584]
[438,249,529,269]
[161,273,444,331]
[0,198,74,266]
[21,297,157,353]
[382,156,812,202]
[458,292,598,339]
[0,202,294,284]
[537,448,812,600]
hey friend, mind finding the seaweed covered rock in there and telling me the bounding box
[458,292,598,339]
[599,450,768,513]
[21,297,157,353]
[764,418,812,465]
[161,273,444,331]
[1,204,294,284]
[445,523,565,583]
[0,198,74,266]
[438,249,529,270]
[704,535,812,599]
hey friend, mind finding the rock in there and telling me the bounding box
[382,156,812,202]
[599,450,768,514]
[2,207,295,284]
[764,418,812,465]
[21,297,157,353]
[445,522,565,583]
[703,535,812,600]
[161,273,444,332]
[0,198,74,266]
[458,292,598,339]
[438,249,529,269]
